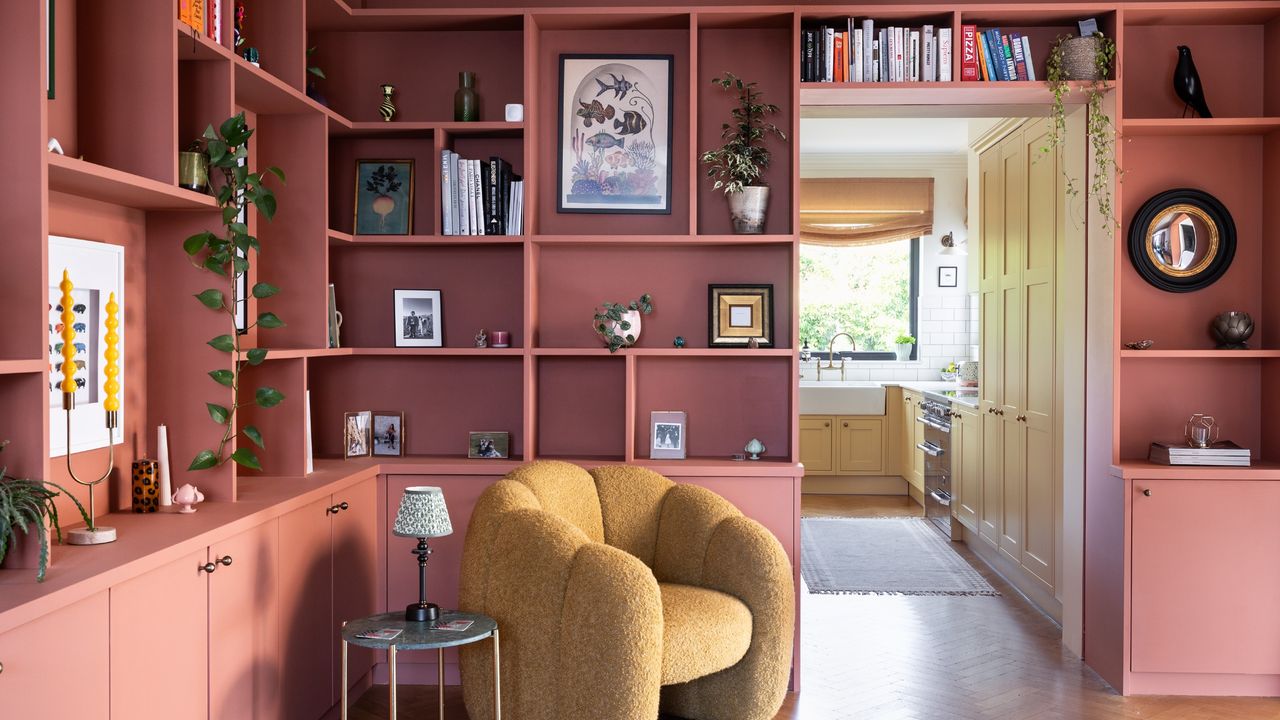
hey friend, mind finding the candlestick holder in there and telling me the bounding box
[64,392,117,545]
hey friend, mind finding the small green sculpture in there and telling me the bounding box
[673,336,686,348]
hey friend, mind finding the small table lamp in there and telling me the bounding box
[392,486,453,622]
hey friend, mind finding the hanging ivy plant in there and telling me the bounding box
[1044,32,1120,225]
[182,113,287,472]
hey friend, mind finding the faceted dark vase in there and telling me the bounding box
[1210,311,1254,349]
[455,71,478,122]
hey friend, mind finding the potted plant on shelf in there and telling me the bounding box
[700,72,787,234]
[0,441,91,582]
[182,113,287,472]
[895,333,916,361]
[1045,31,1119,224]
[593,294,654,353]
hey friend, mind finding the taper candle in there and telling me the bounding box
[156,424,173,507]
[59,270,77,393]
[103,292,120,412]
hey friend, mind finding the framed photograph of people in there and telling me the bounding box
[708,284,774,347]
[650,410,686,460]
[372,411,405,457]
[354,160,414,235]
[468,431,509,459]
[557,54,674,214]
[344,411,372,459]
[393,289,443,347]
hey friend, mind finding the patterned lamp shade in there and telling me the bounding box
[392,486,453,538]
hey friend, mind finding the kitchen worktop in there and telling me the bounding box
[888,381,981,409]
[798,379,980,414]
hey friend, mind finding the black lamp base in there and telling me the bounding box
[405,602,440,623]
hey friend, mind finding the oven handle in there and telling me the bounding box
[915,416,951,433]
[916,442,944,457]
[929,490,952,506]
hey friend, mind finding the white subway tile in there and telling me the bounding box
[943,296,966,309]
[920,295,943,309]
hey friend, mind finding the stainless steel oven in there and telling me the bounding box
[916,397,953,537]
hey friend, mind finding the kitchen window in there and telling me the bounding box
[799,237,920,360]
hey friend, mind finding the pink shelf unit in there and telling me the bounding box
[535,356,626,460]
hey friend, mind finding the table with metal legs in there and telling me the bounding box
[341,611,500,720]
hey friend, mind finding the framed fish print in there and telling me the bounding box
[354,160,414,234]
[557,54,674,214]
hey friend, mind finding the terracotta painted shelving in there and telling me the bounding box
[47,154,218,211]
[1121,117,1280,136]
[1111,460,1280,481]
[0,360,46,375]
[1119,349,1280,359]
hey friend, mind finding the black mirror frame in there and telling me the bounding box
[1127,187,1236,293]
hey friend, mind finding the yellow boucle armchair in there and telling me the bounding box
[459,461,794,720]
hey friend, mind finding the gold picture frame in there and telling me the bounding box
[709,284,774,347]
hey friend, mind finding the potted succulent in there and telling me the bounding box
[0,441,91,582]
[895,333,916,361]
[593,294,654,353]
[700,72,787,234]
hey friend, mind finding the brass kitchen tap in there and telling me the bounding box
[820,333,855,381]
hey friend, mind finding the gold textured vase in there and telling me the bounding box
[178,151,209,193]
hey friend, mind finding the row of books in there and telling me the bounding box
[440,152,524,236]
[801,20,953,83]
[1148,441,1251,467]
[177,0,223,44]
[961,26,1038,82]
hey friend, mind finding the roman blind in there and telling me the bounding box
[800,177,934,246]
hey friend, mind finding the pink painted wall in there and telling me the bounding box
[1123,25,1263,119]
[537,357,626,458]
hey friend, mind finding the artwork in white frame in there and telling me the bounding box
[49,236,124,457]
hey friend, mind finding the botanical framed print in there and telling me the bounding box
[709,284,774,347]
[373,411,404,457]
[355,160,414,234]
[393,289,443,348]
[557,54,674,214]
[49,236,124,457]
[938,266,958,288]
[650,411,686,460]
[469,431,509,459]
[344,411,372,459]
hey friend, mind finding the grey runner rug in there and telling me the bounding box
[801,518,1000,596]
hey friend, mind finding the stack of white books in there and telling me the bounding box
[1148,441,1251,467]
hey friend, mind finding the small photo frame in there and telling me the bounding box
[469,431,509,459]
[650,411,686,460]
[372,412,404,457]
[938,266,959,288]
[709,284,774,348]
[394,289,443,348]
[344,411,372,459]
[354,160,414,235]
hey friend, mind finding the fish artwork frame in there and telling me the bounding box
[557,54,674,214]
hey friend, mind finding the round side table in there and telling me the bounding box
[340,610,499,720]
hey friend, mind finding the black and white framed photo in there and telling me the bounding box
[708,284,774,348]
[650,410,686,460]
[372,411,404,457]
[557,54,674,214]
[938,266,958,288]
[393,289,443,347]
[344,411,372,459]
[468,431,509,459]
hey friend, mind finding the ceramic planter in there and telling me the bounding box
[895,343,914,361]
[607,310,643,347]
[728,186,770,234]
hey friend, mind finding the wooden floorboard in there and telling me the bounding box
[351,495,1280,719]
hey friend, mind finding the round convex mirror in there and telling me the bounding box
[1128,188,1235,293]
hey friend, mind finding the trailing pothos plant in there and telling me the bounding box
[594,294,654,353]
[700,72,787,194]
[1045,32,1120,225]
[182,113,287,472]
[0,441,91,582]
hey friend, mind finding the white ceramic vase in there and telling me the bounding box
[728,186,770,234]
[608,310,642,347]
[895,343,913,361]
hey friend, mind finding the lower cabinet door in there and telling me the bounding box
[279,496,336,720]
[1132,480,1280,674]
[210,520,282,719]
[836,417,884,474]
[0,592,109,719]
[332,476,379,700]
[799,416,835,475]
[112,549,209,720]
[957,409,982,531]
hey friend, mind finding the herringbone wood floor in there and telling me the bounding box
[350,495,1280,719]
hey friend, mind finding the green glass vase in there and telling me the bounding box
[454,71,477,122]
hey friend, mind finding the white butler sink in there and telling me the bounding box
[798,381,887,416]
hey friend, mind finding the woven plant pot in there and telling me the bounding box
[1061,36,1104,81]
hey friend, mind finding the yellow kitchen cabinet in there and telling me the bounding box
[836,417,885,474]
[955,405,981,532]
[902,390,925,492]
[800,416,836,475]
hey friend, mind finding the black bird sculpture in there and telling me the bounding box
[1174,45,1212,118]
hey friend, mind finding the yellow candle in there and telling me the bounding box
[59,270,76,394]
[103,292,120,412]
